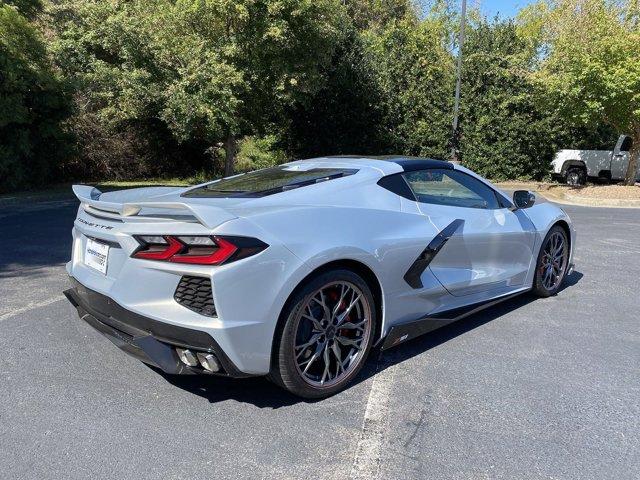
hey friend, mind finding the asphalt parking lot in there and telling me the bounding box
[1,199,638,480]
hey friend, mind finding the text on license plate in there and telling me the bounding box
[84,238,109,274]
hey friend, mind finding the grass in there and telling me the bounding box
[0,177,197,205]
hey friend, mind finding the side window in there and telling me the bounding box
[403,169,500,209]
[620,137,633,152]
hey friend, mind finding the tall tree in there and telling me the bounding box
[51,0,348,175]
[366,15,455,158]
[533,0,640,185]
[0,0,70,191]
[282,29,389,158]
[458,19,559,180]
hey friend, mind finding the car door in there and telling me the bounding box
[403,168,536,297]
[611,136,632,180]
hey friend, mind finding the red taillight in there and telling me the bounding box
[132,235,267,265]
[133,236,184,261]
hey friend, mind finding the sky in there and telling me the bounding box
[476,0,536,18]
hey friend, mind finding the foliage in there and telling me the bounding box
[458,19,559,180]
[366,15,455,158]
[0,2,70,192]
[0,0,634,191]
[4,0,42,18]
[530,0,640,184]
[49,0,348,177]
[343,0,416,30]
[235,135,288,172]
[282,29,390,158]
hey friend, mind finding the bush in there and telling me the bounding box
[282,30,390,158]
[235,136,288,172]
[458,20,558,181]
[0,3,71,192]
[365,16,455,159]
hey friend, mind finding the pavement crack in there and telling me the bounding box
[403,408,427,448]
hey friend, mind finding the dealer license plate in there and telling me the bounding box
[84,237,109,274]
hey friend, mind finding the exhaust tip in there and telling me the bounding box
[176,348,199,367]
[196,352,220,372]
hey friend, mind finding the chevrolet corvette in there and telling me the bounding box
[64,157,576,398]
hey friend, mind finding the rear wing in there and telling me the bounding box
[72,185,237,229]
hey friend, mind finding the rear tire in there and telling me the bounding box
[270,269,377,399]
[565,167,586,186]
[532,225,569,297]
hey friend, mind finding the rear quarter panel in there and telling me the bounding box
[242,188,454,340]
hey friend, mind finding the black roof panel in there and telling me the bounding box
[326,155,453,172]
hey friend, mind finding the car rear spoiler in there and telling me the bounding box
[72,185,237,229]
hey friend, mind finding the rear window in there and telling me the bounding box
[182,166,358,198]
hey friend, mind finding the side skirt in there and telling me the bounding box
[379,290,527,351]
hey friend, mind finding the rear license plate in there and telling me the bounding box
[85,238,109,274]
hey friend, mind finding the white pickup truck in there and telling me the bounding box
[552,135,639,185]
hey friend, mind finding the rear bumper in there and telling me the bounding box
[64,278,251,377]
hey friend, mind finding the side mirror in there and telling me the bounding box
[512,190,535,210]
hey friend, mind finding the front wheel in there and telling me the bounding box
[532,226,570,297]
[271,269,377,399]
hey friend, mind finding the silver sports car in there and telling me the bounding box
[64,157,576,398]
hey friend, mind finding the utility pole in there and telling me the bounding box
[451,0,467,163]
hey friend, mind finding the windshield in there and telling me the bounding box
[182,166,358,198]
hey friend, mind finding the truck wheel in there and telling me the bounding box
[565,167,586,186]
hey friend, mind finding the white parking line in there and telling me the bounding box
[349,354,398,480]
[0,295,66,322]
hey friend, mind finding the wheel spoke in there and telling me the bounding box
[552,242,563,257]
[331,284,348,320]
[295,333,320,358]
[331,342,345,376]
[339,319,367,331]
[300,340,326,373]
[320,344,331,385]
[311,291,331,322]
[336,335,362,349]
[301,309,323,331]
[336,292,362,326]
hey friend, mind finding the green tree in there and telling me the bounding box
[282,29,389,158]
[343,0,416,30]
[51,0,347,176]
[366,15,454,158]
[458,19,559,180]
[534,0,640,185]
[0,1,70,192]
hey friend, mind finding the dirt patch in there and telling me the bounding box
[564,184,640,200]
[495,181,640,208]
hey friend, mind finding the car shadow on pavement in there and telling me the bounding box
[157,368,304,408]
[156,271,583,408]
[370,270,584,377]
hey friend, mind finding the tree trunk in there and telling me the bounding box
[623,129,639,186]
[223,134,237,177]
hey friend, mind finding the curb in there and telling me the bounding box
[537,190,640,209]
